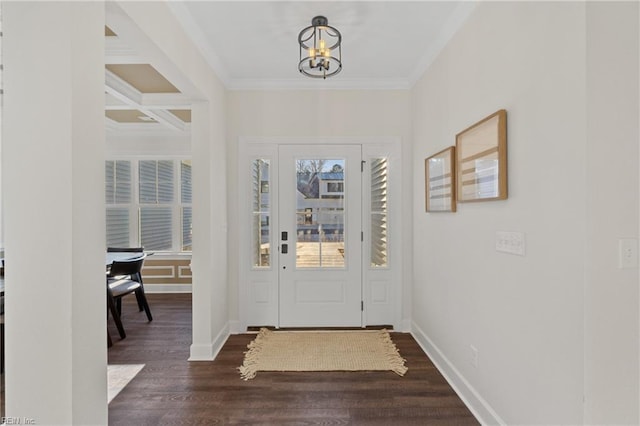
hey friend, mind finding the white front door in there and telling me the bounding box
[278,145,362,327]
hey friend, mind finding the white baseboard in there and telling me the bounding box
[228,320,242,334]
[188,323,229,361]
[145,284,192,293]
[411,321,504,425]
[399,318,412,332]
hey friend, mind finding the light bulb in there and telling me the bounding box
[319,39,326,50]
[308,48,315,58]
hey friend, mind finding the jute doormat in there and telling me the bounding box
[238,328,407,380]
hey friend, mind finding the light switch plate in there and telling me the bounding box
[496,231,526,256]
[618,238,638,269]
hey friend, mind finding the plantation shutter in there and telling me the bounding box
[181,160,192,204]
[105,160,131,247]
[181,160,192,250]
[370,158,388,267]
[106,208,130,247]
[139,160,174,251]
[140,207,172,250]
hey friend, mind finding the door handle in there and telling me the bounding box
[281,244,288,254]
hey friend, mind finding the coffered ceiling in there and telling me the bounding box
[104,24,193,133]
[105,1,476,132]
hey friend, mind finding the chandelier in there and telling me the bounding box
[298,16,342,79]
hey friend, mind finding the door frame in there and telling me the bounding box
[238,137,403,331]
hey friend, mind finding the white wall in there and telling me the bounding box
[113,1,229,360]
[1,3,229,421]
[106,130,191,157]
[412,2,590,424]
[584,2,639,423]
[227,90,413,328]
[412,1,640,423]
[3,3,107,424]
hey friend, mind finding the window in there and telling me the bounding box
[139,160,174,251]
[370,158,388,267]
[105,160,131,247]
[181,160,192,251]
[251,159,270,268]
[327,182,344,193]
[105,159,192,252]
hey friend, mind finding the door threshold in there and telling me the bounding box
[246,325,394,332]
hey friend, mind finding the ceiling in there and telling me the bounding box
[169,1,477,90]
[104,1,476,132]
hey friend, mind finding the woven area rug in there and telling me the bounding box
[107,364,145,403]
[238,328,407,380]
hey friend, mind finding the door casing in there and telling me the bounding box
[238,138,403,331]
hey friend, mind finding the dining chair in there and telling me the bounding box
[107,246,145,312]
[107,254,152,341]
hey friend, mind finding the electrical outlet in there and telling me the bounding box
[470,345,479,368]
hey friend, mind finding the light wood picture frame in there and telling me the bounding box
[425,146,456,212]
[456,109,507,202]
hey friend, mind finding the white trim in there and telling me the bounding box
[239,137,403,330]
[400,318,412,333]
[142,265,175,279]
[105,36,145,64]
[166,1,231,87]
[105,68,143,105]
[141,109,186,132]
[106,1,205,101]
[106,122,190,135]
[167,1,476,92]
[227,78,410,91]
[105,117,120,132]
[145,284,192,293]
[105,158,192,253]
[177,265,192,278]
[411,321,505,425]
[189,323,229,361]
[106,154,191,161]
[241,136,401,147]
[140,93,192,109]
[228,320,242,335]
[105,69,185,132]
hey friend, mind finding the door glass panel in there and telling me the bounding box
[252,159,270,268]
[295,159,345,269]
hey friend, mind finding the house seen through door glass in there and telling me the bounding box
[295,159,345,268]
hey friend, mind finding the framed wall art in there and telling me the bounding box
[425,146,456,212]
[456,109,507,202]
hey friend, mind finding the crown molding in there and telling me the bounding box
[167,1,477,92]
[166,1,231,87]
[226,77,411,91]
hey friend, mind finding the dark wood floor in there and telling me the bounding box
[108,294,479,425]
